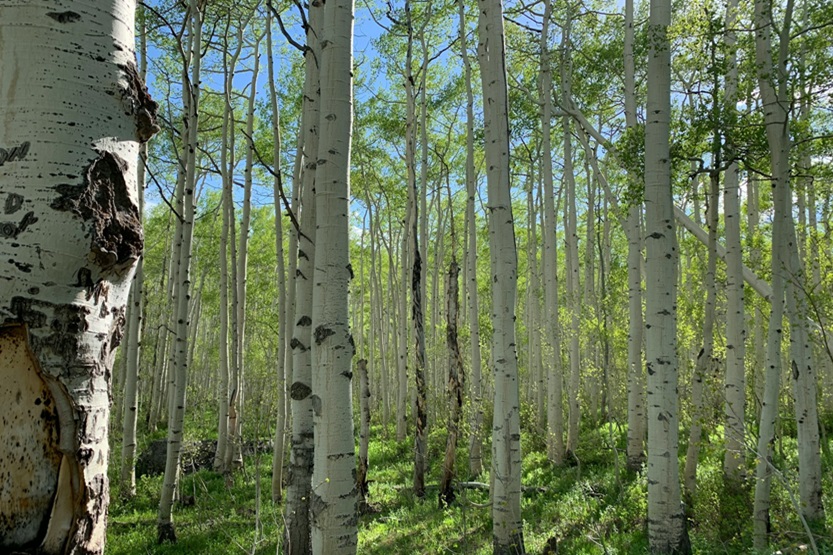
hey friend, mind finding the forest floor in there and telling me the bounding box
[106,414,833,554]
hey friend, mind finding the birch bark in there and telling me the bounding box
[157,1,201,542]
[722,0,746,483]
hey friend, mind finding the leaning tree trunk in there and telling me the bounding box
[476,0,525,551]
[309,0,358,549]
[0,2,158,552]
[644,0,690,550]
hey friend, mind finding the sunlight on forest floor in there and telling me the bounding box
[106,421,832,554]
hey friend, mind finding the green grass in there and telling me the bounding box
[106,419,833,554]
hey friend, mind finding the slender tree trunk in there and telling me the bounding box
[285,1,322,551]
[722,0,746,483]
[266,8,289,503]
[404,0,428,497]
[357,359,371,509]
[439,261,463,508]
[561,6,581,459]
[119,13,149,500]
[644,0,690,549]
[539,0,564,465]
[753,0,825,542]
[158,2,201,542]
[476,0,525,550]
[683,172,718,503]
[459,0,484,478]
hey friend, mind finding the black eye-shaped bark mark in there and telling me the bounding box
[5,194,24,214]
[0,212,39,239]
[46,11,81,23]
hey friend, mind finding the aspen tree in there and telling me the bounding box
[477,0,525,550]
[644,0,690,549]
[158,0,201,542]
[213,20,243,471]
[722,0,746,484]
[309,0,358,548]
[459,0,484,477]
[285,0,322,550]
[753,0,825,542]
[120,11,150,499]
[266,4,289,503]
[0,0,157,550]
[561,3,581,458]
[539,0,565,465]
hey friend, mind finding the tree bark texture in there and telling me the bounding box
[0,1,158,552]
[309,0,358,549]
[477,0,525,550]
[644,0,690,550]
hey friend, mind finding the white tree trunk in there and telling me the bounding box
[266,9,289,504]
[309,0,358,549]
[157,2,201,542]
[625,200,645,469]
[644,0,689,550]
[119,145,145,498]
[285,1,322,551]
[753,0,825,543]
[539,0,564,465]
[561,7,581,459]
[0,3,156,552]
[722,0,746,483]
[476,0,525,551]
[459,0,484,478]
[683,173,718,502]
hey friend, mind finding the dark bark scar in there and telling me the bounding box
[51,151,143,278]
[117,62,160,143]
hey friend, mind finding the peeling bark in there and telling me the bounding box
[0,2,157,552]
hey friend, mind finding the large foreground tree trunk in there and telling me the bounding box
[644,0,690,550]
[477,0,525,551]
[0,1,158,552]
[309,0,358,549]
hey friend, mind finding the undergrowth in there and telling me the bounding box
[106,416,833,554]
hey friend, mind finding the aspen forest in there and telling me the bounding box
[2,0,833,553]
